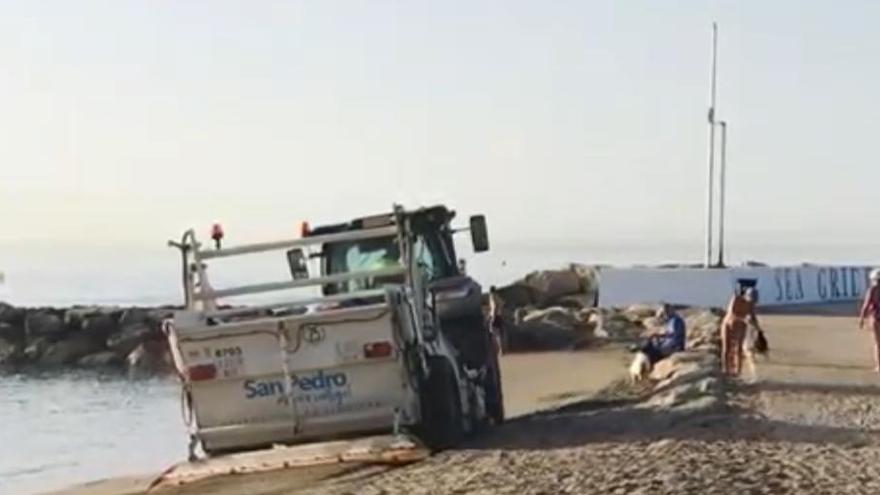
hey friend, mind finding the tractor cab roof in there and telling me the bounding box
[308,205,456,237]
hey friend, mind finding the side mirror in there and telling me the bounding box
[469,215,489,253]
[286,249,309,280]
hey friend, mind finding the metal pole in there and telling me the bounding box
[705,22,718,268]
[717,121,727,268]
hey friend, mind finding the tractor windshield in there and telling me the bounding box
[321,226,457,294]
[323,236,402,294]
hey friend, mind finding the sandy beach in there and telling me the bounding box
[49,303,880,495]
[297,304,880,495]
[47,344,633,495]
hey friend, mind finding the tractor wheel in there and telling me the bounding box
[417,357,465,450]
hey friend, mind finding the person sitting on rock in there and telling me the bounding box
[637,303,686,364]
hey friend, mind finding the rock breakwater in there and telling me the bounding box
[0,302,175,375]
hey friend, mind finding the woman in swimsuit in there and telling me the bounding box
[858,269,880,372]
[722,287,761,376]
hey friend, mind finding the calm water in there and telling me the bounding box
[1,240,879,494]
[0,372,184,495]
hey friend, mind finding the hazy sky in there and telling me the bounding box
[3,1,880,251]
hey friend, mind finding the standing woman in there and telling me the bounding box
[722,287,762,376]
[859,269,880,372]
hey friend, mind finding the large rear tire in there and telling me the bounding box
[417,357,464,451]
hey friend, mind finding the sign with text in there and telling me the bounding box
[599,265,874,309]
[765,266,872,304]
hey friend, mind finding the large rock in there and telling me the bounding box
[496,266,597,311]
[687,324,720,350]
[78,351,125,368]
[684,310,720,333]
[118,307,162,328]
[520,269,583,306]
[24,337,51,361]
[645,382,700,408]
[0,337,21,366]
[127,341,173,376]
[0,302,25,325]
[554,294,597,310]
[521,306,580,328]
[624,304,659,320]
[25,311,66,339]
[650,358,679,382]
[40,335,104,366]
[81,313,119,340]
[0,322,24,344]
[590,311,642,340]
[506,307,581,351]
[685,311,720,350]
[63,308,120,340]
[107,323,160,357]
[495,284,537,309]
[569,264,599,293]
[650,351,719,382]
[63,307,93,331]
[646,375,721,409]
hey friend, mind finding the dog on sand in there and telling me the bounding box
[629,351,651,383]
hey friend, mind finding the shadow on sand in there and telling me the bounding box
[465,382,880,452]
[761,360,873,372]
[761,302,860,317]
[737,379,880,397]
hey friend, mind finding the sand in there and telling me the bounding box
[47,345,632,495]
[54,304,880,495]
[297,305,880,495]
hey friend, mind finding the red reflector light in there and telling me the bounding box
[187,364,217,381]
[364,341,393,359]
[300,221,310,237]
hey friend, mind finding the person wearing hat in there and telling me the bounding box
[722,286,762,376]
[859,268,880,372]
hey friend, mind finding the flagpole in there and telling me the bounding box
[705,22,718,268]
[717,120,728,268]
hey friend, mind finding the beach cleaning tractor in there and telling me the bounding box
[163,204,501,461]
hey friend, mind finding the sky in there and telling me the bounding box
[2,0,880,257]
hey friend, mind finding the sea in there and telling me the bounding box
[1,240,878,494]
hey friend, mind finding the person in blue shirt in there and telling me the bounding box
[638,303,686,364]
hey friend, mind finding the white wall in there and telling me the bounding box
[597,265,873,308]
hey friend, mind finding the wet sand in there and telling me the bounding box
[499,347,632,417]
